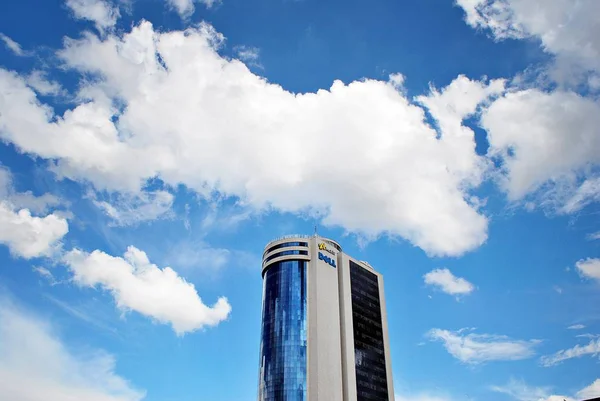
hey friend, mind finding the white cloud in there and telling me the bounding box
[416,74,505,138]
[0,22,503,257]
[454,0,600,84]
[0,298,144,401]
[0,33,25,56]
[492,377,600,401]
[568,324,585,330]
[454,2,600,212]
[576,258,600,282]
[491,378,554,401]
[423,268,475,296]
[65,0,120,32]
[0,166,62,214]
[164,240,231,273]
[577,379,600,400]
[0,202,69,259]
[395,392,455,401]
[92,190,174,226]
[427,328,540,364]
[491,378,576,401]
[482,89,600,203]
[587,231,600,241]
[561,177,600,214]
[63,245,231,334]
[167,0,217,18]
[26,70,64,96]
[234,45,262,68]
[540,337,600,366]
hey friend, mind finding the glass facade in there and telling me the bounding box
[258,260,307,401]
[350,261,389,401]
[263,250,309,265]
[263,242,309,258]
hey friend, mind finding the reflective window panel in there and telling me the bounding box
[350,261,389,401]
[257,260,307,401]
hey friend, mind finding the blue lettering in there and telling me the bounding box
[318,252,336,268]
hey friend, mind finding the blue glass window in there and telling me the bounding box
[257,260,307,401]
[264,250,309,264]
[350,261,389,401]
[263,242,308,258]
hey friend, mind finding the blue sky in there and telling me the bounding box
[0,0,599,401]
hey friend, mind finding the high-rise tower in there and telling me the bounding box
[257,235,395,401]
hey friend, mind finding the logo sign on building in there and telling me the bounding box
[319,252,336,268]
[318,242,336,256]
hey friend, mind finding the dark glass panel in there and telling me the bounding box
[257,260,307,401]
[350,261,389,401]
[263,242,309,258]
[264,250,309,264]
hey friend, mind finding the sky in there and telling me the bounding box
[0,0,599,400]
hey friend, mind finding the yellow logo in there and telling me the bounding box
[318,243,327,251]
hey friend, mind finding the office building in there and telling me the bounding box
[257,235,395,401]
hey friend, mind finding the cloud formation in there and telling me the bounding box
[63,245,232,334]
[455,0,600,84]
[576,258,600,282]
[0,166,62,214]
[482,89,600,206]
[167,0,217,18]
[92,190,175,226]
[0,166,68,259]
[0,33,26,56]
[0,203,69,259]
[423,268,475,296]
[577,379,600,400]
[491,377,600,401]
[427,328,540,364]
[65,0,121,32]
[490,378,554,401]
[540,337,600,366]
[0,22,503,256]
[0,298,144,401]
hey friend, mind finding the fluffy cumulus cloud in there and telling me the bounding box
[0,203,68,259]
[0,166,68,259]
[454,0,600,83]
[482,89,600,206]
[423,268,475,296]
[65,0,121,32]
[63,245,231,334]
[540,337,600,367]
[575,258,600,282]
[453,1,600,213]
[0,22,505,257]
[427,328,540,364]
[0,299,144,401]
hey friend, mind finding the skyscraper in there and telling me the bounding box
[257,235,395,401]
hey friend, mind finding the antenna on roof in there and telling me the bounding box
[314,224,318,237]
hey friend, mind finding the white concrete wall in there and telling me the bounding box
[378,275,395,401]
[308,236,344,401]
[338,253,358,401]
